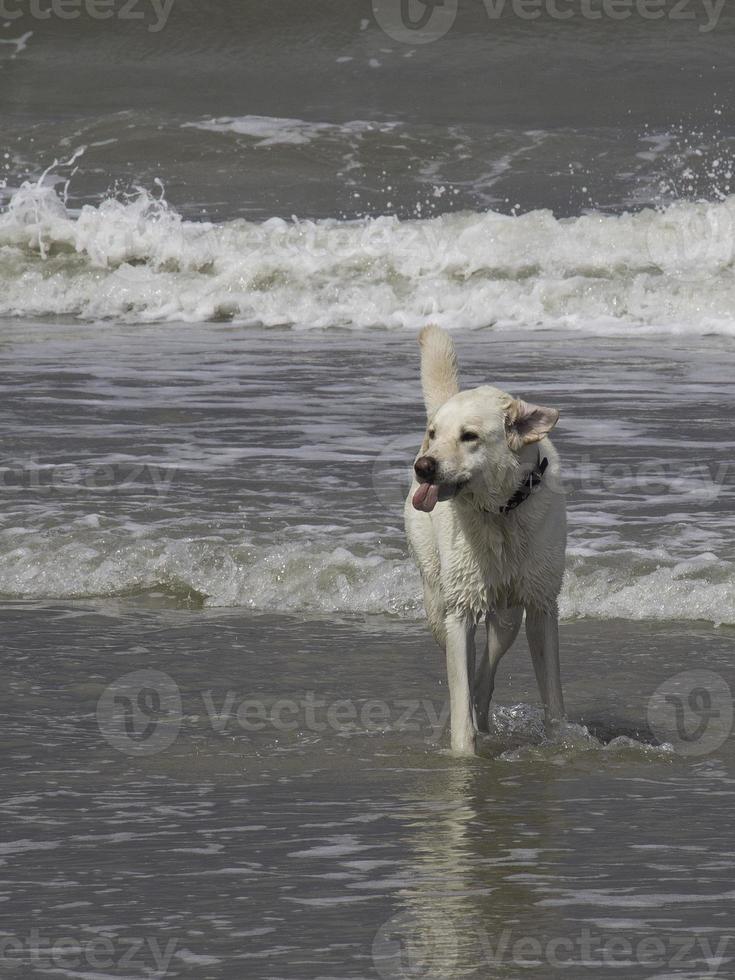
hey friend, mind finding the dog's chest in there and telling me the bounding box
[437,511,527,617]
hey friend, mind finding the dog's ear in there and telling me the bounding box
[505,398,559,451]
[418,324,459,418]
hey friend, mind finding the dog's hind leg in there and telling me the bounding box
[474,606,522,734]
[525,606,565,728]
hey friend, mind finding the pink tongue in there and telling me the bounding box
[412,482,440,512]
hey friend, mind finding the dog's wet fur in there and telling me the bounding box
[404,325,566,754]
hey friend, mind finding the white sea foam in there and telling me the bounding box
[494,704,674,762]
[0,523,733,625]
[182,114,400,145]
[2,183,735,331]
[562,551,735,627]
[0,30,32,59]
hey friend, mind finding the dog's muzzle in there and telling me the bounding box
[412,459,468,513]
[414,455,436,482]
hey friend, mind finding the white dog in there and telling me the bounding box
[404,325,566,755]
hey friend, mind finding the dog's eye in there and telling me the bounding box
[460,431,479,442]
[428,429,435,440]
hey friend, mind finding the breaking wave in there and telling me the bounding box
[2,183,735,332]
[0,524,733,626]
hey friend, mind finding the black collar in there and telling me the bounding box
[500,453,548,514]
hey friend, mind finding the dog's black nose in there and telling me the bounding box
[414,456,437,482]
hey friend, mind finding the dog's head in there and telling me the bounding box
[412,386,559,513]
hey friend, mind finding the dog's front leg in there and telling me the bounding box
[525,606,565,729]
[444,611,476,755]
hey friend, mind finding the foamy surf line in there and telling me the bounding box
[0,533,733,626]
[2,183,735,331]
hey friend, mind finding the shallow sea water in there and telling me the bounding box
[2,605,735,979]
[1,322,734,978]
[4,5,735,974]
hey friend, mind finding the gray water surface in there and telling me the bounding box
[2,605,735,978]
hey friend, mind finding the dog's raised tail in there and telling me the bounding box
[418,324,459,418]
